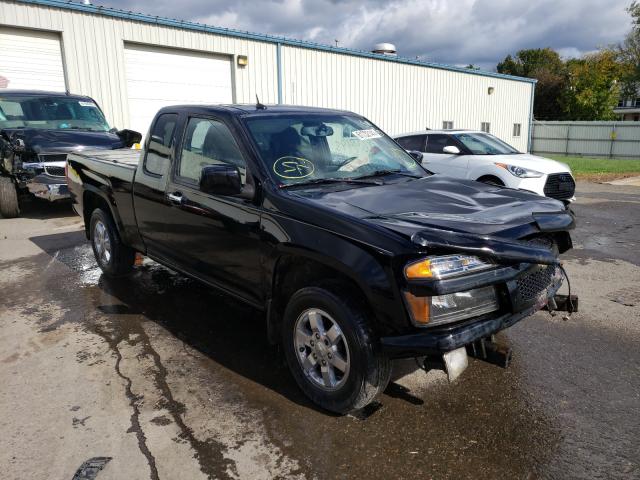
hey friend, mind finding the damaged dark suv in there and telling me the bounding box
[66,105,576,414]
[0,90,139,217]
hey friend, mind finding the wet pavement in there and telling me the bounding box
[1,182,639,479]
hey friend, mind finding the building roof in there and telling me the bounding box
[17,0,537,85]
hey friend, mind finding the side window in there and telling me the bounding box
[425,134,458,154]
[144,113,177,176]
[179,117,247,185]
[396,135,425,151]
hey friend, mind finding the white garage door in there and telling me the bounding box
[124,44,233,136]
[0,27,66,91]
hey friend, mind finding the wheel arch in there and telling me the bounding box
[266,244,397,345]
[82,186,124,241]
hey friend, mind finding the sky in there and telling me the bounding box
[92,0,634,70]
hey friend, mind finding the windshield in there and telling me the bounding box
[454,132,520,155]
[0,95,111,132]
[244,114,425,185]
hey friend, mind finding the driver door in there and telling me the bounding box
[423,134,469,177]
[160,116,263,306]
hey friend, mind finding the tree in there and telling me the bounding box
[617,1,640,98]
[562,50,625,120]
[497,48,567,120]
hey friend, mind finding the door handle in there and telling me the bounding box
[167,192,183,205]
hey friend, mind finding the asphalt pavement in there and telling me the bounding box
[0,182,639,480]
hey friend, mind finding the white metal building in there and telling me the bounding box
[0,0,536,150]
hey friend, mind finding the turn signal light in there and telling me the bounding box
[405,259,433,279]
[403,291,430,324]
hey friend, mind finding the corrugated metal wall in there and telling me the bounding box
[532,121,640,158]
[0,0,278,130]
[280,46,533,150]
[1,0,533,151]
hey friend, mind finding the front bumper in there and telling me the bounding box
[381,265,563,358]
[26,174,69,202]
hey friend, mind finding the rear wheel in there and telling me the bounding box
[282,286,391,414]
[90,208,135,277]
[0,176,20,218]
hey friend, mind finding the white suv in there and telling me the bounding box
[394,130,575,202]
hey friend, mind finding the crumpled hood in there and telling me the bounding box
[291,175,571,238]
[2,128,124,155]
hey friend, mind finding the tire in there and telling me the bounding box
[282,286,391,414]
[89,208,136,277]
[477,175,504,187]
[0,176,20,218]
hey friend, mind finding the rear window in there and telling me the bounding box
[424,134,458,153]
[396,135,425,151]
[144,113,177,176]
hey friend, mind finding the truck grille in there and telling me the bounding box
[516,236,559,302]
[544,173,575,200]
[517,264,558,302]
[44,165,65,177]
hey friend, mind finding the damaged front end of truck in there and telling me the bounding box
[381,208,578,381]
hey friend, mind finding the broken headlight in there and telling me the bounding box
[404,286,500,327]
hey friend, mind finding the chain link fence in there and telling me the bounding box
[531,121,640,158]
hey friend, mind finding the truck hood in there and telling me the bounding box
[2,128,125,155]
[291,175,573,242]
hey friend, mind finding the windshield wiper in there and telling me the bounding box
[281,177,383,188]
[354,169,423,180]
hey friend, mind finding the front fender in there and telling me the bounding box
[261,213,407,336]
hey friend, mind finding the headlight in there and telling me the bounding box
[403,286,499,326]
[495,163,543,178]
[404,254,494,280]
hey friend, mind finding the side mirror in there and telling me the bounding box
[443,145,461,155]
[117,129,143,148]
[407,150,423,163]
[200,164,242,196]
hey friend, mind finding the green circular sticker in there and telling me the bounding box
[273,156,315,179]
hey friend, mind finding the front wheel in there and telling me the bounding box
[282,286,391,414]
[0,176,20,218]
[90,208,136,277]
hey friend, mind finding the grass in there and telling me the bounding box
[547,155,640,181]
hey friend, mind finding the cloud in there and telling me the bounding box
[91,0,632,69]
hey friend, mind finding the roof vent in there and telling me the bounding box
[372,43,397,56]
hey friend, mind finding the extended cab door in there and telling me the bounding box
[160,115,263,306]
[422,134,469,177]
[132,112,178,257]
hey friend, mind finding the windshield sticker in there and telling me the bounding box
[273,157,315,179]
[78,101,97,107]
[351,129,382,140]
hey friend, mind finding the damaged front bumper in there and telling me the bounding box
[20,159,70,202]
[382,263,564,358]
[26,173,69,202]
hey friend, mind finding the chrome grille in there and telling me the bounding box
[544,173,575,200]
[44,165,65,177]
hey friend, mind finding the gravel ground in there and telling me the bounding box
[0,182,638,480]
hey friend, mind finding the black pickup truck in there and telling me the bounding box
[0,90,140,217]
[67,104,575,413]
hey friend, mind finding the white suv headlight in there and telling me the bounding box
[495,163,543,178]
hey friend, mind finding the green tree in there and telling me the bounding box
[562,50,624,120]
[617,1,640,98]
[497,48,567,120]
